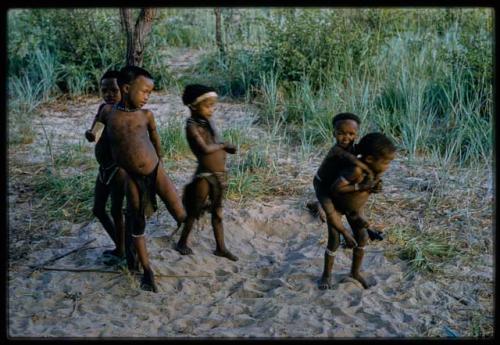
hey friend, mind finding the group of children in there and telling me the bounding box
[85,66,396,293]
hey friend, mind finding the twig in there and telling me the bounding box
[28,266,121,274]
[28,238,96,276]
[26,265,212,278]
[39,121,56,171]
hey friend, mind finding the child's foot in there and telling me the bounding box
[140,268,158,293]
[318,276,332,290]
[351,272,376,289]
[103,248,122,258]
[367,228,384,241]
[103,254,126,266]
[214,249,239,261]
[175,243,193,255]
[103,248,125,265]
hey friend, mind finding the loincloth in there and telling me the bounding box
[98,162,119,186]
[128,162,159,220]
[183,170,227,219]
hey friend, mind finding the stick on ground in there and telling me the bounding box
[28,238,96,276]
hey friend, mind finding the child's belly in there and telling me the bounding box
[198,150,227,172]
[114,138,159,175]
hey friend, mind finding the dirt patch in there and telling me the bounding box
[7,90,493,337]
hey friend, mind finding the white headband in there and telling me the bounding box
[190,91,218,106]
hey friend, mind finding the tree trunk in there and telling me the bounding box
[120,8,157,67]
[214,8,225,58]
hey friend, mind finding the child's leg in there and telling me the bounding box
[175,178,209,255]
[155,166,186,226]
[319,222,341,290]
[93,174,115,248]
[125,177,157,293]
[212,206,238,261]
[314,178,357,248]
[319,198,357,248]
[207,174,237,261]
[347,211,383,241]
[109,169,127,258]
[346,214,375,289]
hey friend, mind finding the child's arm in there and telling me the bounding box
[146,111,163,159]
[223,143,237,154]
[370,179,383,193]
[331,145,374,180]
[186,124,226,154]
[85,103,107,142]
[330,166,376,195]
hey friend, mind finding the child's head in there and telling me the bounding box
[117,66,154,109]
[331,112,361,149]
[356,132,396,174]
[100,70,120,104]
[182,84,218,119]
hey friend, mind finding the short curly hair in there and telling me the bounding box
[356,132,396,158]
[332,112,361,128]
[100,70,120,82]
[117,65,153,87]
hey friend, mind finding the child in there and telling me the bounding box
[318,132,396,290]
[175,84,239,262]
[310,112,384,242]
[84,70,127,264]
[98,66,187,292]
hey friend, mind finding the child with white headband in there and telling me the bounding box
[175,84,239,262]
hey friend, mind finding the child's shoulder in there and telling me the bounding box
[138,108,154,119]
[97,102,110,113]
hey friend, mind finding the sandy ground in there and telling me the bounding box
[7,90,494,338]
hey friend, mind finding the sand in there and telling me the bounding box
[7,91,494,338]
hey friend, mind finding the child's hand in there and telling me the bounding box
[224,143,237,154]
[363,167,375,182]
[85,130,95,142]
[370,179,383,193]
[358,177,376,192]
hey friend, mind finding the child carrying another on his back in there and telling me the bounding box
[309,112,384,242]
[98,66,187,292]
[317,132,396,289]
[175,84,239,262]
[84,70,127,265]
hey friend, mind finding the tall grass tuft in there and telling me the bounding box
[33,169,96,223]
[158,118,191,161]
[388,226,457,275]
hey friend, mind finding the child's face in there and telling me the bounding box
[333,120,358,148]
[100,78,120,104]
[366,152,395,174]
[193,97,217,119]
[125,75,154,109]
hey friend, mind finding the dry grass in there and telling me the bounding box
[7,91,493,337]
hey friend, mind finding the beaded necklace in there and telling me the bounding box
[114,102,140,112]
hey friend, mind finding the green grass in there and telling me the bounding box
[53,141,94,167]
[158,118,190,161]
[387,225,457,275]
[32,168,96,223]
[226,145,274,202]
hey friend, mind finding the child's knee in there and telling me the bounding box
[327,232,341,252]
[356,228,369,247]
[125,208,145,235]
[214,207,223,220]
